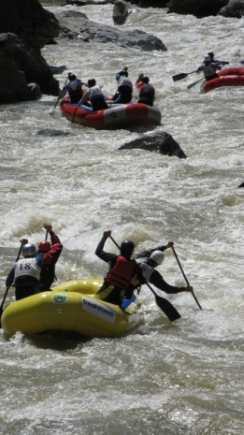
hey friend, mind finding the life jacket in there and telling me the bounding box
[140,83,155,101]
[14,257,42,282]
[137,259,154,281]
[106,255,137,290]
[68,79,83,103]
[118,76,133,89]
[202,62,218,78]
[90,85,103,98]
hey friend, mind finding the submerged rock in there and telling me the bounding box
[118,132,187,159]
[34,129,75,137]
[113,1,131,25]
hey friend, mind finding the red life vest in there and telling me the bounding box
[106,255,136,290]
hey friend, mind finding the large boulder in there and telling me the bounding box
[66,0,114,4]
[0,33,59,102]
[0,0,61,102]
[218,0,244,18]
[57,10,167,51]
[118,132,187,159]
[0,0,60,55]
[167,0,229,18]
[130,0,169,6]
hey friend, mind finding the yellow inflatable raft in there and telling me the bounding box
[1,279,144,338]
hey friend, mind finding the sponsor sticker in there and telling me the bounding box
[52,294,67,304]
[82,297,116,323]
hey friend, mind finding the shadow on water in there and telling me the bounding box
[20,330,93,351]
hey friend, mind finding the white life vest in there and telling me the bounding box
[14,258,41,281]
[90,85,103,98]
[202,63,217,78]
[137,259,154,281]
[118,76,133,89]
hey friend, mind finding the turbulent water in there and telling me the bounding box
[0,2,243,434]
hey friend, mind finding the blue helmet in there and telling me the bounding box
[22,243,36,258]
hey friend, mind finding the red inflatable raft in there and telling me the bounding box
[60,97,161,129]
[201,67,244,93]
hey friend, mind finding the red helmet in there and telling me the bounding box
[38,241,51,252]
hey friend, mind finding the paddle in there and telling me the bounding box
[187,77,205,90]
[172,70,197,82]
[71,106,78,124]
[49,77,69,114]
[109,235,181,322]
[145,281,181,322]
[172,246,202,310]
[0,243,23,326]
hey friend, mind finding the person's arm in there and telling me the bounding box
[43,224,63,264]
[218,61,229,66]
[44,223,61,246]
[43,243,62,265]
[150,269,192,294]
[113,92,121,104]
[59,84,68,99]
[136,241,173,259]
[135,75,144,89]
[6,266,15,288]
[77,89,90,107]
[95,231,117,263]
[212,62,222,71]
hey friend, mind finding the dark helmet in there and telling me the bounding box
[121,71,128,77]
[68,72,77,81]
[208,52,214,60]
[120,240,134,258]
[87,78,96,87]
[38,241,51,252]
[141,76,149,84]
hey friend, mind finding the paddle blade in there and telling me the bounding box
[172,73,188,82]
[155,294,181,322]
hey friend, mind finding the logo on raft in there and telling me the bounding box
[52,294,67,304]
[82,296,116,323]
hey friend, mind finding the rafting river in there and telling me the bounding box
[0,2,243,434]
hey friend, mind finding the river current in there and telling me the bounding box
[0,2,243,434]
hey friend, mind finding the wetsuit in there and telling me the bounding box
[39,232,63,291]
[95,235,143,305]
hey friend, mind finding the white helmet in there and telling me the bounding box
[150,250,164,266]
[22,243,36,258]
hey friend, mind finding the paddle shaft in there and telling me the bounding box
[53,77,68,110]
[71,107,77,124]
[109,235,181,321]
[187,77,205,89]
[172,246,202,310]
[0,243,23,322]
